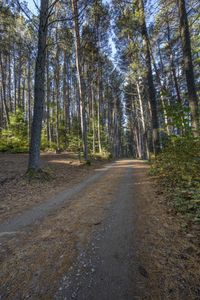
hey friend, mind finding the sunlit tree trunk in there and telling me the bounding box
[0,53,9,125]
[91,82,96,154]
[72,0,88,161]
[27,58,32,144]
[97,72,102,154]
[177,0,199,136]
[55,45,60,151]
[136,82,149,159]
[138,0,160,155]
[46,49,51,147]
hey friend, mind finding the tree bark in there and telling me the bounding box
[27,58,32,144]
[166,21,182,104]
[72,0,88,161]
[28,0,49,171]
[46,49,51,147]
[55,45,60,151]
[138,0,160,155]
[136,82,149,159]
[97,72,102,154]
[91,82,96,154]
[0,53,9,125]
[177,0,199,136]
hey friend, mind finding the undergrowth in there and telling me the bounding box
[150,136,200,223]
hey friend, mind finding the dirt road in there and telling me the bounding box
[0,159,199,299]
[55,163,140,300]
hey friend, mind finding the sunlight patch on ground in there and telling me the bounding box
[132,181,151,185]
[48,160,80,166]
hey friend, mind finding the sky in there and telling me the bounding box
[26,0,116,58]
[27,0,38,14]
[27,0,111,14]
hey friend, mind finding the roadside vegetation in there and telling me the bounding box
[151,136,200,224]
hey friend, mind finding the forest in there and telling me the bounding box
[0,0,199,157]
[0,0,200,298]
[0,0,200,217]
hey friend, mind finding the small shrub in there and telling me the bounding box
[0,109,28,153]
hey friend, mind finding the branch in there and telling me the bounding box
[47,0,60,19]
[15,0,38,29]
[48,0,91,26]
[33,0,40,12]
[48,0,60,12]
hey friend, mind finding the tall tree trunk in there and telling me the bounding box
[63,50,71,148]
[67,58,71,133]
[27,58,32,144]
[97,72,102,154]
[72,0,88,161]
[28,0,49,171]
[136,82,149,159]
[18,48,22,108]
[63,50,68,149]
[13,45,17,113]
[149,41,171,135]
[166,21,182,104]
[177,0,199,136]
[46,49,51,147]
[0,53,9,125]
[22,78,26,112]
[138,0,160,155]
[55,45,60,151]
[91,82,95,154]
[8,50,12,112]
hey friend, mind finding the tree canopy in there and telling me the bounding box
[0,0,199,165]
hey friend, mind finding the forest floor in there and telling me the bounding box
[0,154,199,299]
[0,153,106,223]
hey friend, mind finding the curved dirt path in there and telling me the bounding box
[0,163,114,234]
[0,159,150,299]
[1,159,199,299]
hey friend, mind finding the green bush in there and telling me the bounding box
[0,109,29,153]
[151,136,200,222]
